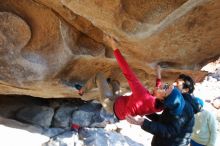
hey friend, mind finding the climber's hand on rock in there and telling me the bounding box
[104,35,118,50]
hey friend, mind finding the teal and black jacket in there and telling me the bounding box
[142,89,199,146]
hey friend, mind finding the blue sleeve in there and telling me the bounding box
[141,113,189,138]
[145,113,160,121]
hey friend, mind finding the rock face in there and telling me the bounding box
[0,0,220,99]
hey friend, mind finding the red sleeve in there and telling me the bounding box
[113,49,147,95]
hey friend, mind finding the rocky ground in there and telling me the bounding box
[0,58,219,146]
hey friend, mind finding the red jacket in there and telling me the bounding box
[113,49,162,120]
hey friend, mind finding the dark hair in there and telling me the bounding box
[177,74,195,94]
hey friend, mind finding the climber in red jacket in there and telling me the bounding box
[77,36,173,120]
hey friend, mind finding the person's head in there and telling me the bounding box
[153,84,173,100]
[173,74,195,94]
[195,97,204,110]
